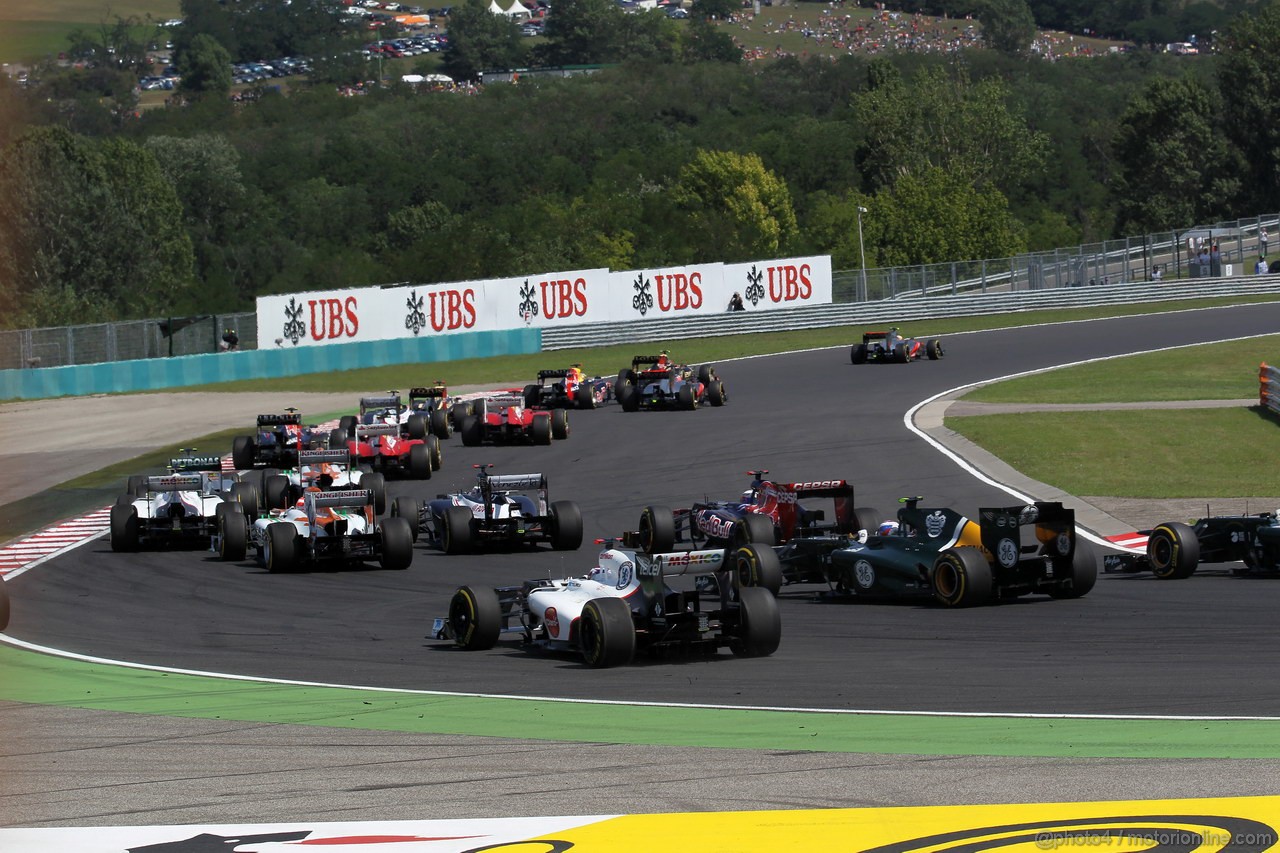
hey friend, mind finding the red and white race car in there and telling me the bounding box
[458,393,569,446]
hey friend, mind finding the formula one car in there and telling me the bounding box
[228,487,414,572]
[773,498,1096,605]
[434,535,781,667]
[392,465,583,554]
[850,328,944,364]
[231,410,328,469]
[1102,511,1280,579]
[522,365,614,410]
[332,393,443,470]
[615,353,726,411]
[458,394,568,446]
[111,454,256,552]
[256,448,387,515]
[407,382,474,439]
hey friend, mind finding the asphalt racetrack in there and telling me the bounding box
[8,304,1280,718]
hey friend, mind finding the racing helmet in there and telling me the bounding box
[878,520,899,537]
[589,549,631,587]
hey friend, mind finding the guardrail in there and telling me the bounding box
[542,275,1280,350]
[1261,363,1280,416]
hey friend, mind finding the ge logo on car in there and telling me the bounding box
[996,537,1019,569]
[854,559,875,589]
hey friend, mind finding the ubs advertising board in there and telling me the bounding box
[255,256,832,347]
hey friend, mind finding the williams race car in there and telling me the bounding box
[522,365,614,410]
[434,535,781,667]
[392,465,583,554]
[850,328,944,364]
[1103,510,1280,579]
[111,455,256,552]
[616,353,726,411]
[231,410,328,469]
[458,394,569,446]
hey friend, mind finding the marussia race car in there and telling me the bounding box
[392,465,583,554]
[773,498,1097,606]
[458,394,569,446]
[222,487,414,572]
[231,410,328,469]
[111,455,256,552]
[406,383,474,439]
[615,353,726,411]
[850,328,944,364]
[1103,510,1280,579]
[522,365,614,410]
[257,448,388,515]
[434,534,782,667]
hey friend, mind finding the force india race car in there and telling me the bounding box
[222,487,414,572]
[1103,510,1280,579]
[256,448,387,515]
[522,365,614,410]
[434,536,782,667]
[392,465,583,554]
[458,394,569,446]
[616,353,726,411]
[773,498,1097,606]
[850,328,944,364]
[111,455,256,552]
[231,410,328,469]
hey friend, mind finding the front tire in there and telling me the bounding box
[265,522,297,573]
[575,383,596,409]
[677,384,697,410]
[392,496,421,542]
[361,472,387,515]
[442,505,474,554]
[1147,522,1199,579]
[449,585,501,650]
[927,338,944,360]
[551,408,570,440]
[706,380,726,406]
[427,434,443,470]
[429,407,451,439]
[730,586,781,657]
[231,435,255,470]
[531,414,552,445]
[733,513,776,548]
[263,474,290,511]
[932,547,993,607]
[579,597,635,668]
[639,505,675,553]
[379,516,414,570]
[460,414,483,447]
[732,543,783,596]
[229,481,259,519]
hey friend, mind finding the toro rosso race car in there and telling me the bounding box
[434,535,781,667]
[850,328,944,364]
[1103,510,1280,579]
[458,394,569,446]
[111,455,255,552]
[231,410,328,469]
[775,498,1096,605]
[616,353,726,411]
[392,465,583,554]
[256,448,388,515]
[406,383,474,439]
[522,365,614,410]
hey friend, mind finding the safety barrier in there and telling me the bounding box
[1261,363,1280,416]
[0,328,540,401]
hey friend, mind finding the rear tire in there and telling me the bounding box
[733,513,776,548]
[338,415,357,435]
[427,434,442,470]
[219,504,248,561]
[430,407,451,439]
[1049,539,1097,598]
[618,384,639,412]
[531,414,552,445]
[442,505,474,554]
[551,408,570,440]
[263,474,290,511]
[730,586,781,657]
[706,380,726,406]
[549,501,583,551]
[392,496,421,542]
[405,414,427,441]
[460,414,483,447]
[1147,521,1199,579]
[126,475,147,497]
[361,472,387,515]
[852,506,882,537]
[379,516,414,570]
[677,384,697,410]
[449,586,501,650]
[697,365,713,385]
[451,402,473,426]
[932,547,993,607]
[639,505,675,553]
[575,383,596,409]
[927,338,944,360]
[229,481,259,519]
[894,342,910,364]
[265,522,297,573]
[232,436,255,470]
[579,597,635,668]
[328,428,348,449]
[110,504,139,552]
[409,443,431,479]
[732,543,783,596]
[850,343,868,364]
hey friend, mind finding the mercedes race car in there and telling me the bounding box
[1103,511,1280,579]
[522,365,614,410]
[773,498,1096,605]
[850,328,944,364]
[616,353,726,411]
[392,465,583,554]
[255,448,388,515]
[407,383,474,439]
[458,394,569,446]
[111,455,256,552]
[434,535,781,667]
[223,487,414,572]
[231,410,328,469]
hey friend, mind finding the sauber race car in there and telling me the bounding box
[434,535,781,667]
[392,465,583,554]
[231,410,328,469]
[774,498,1096,606]
[111,455,256,552]
[1103,510,1280,579]
[223,487,414,572]
[257,448,387,515]
[850,328,944,365]
[616,352,726,411]
[523,365,614,410]
[407,382,474,439]
[458,394,569,446]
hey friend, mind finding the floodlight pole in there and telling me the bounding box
[856,205,869,302]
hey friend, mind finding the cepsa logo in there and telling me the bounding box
[537,277,588,319]
[653,271,703,312]
[765,263,813,303]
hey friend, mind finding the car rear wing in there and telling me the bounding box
[786,480,854,499]
[298,449,351,466]
[408,386,447,399]
[257,412,302,426]
[537,369,571,380]
[635,548,727,579]
[486,473,547,491]
[355,423,399,440]
[977,502,1076,564]
[631,355,664,368]
[360,394,402,412]
[481,394,525,411]
[169,455,223,472]
[146,473,204,493]
[305,489,373,513]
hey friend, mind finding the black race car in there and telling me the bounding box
[850,328,944,364]
[1103,511,1280,579]
[407,383,473,439]
[616,353,726,411]
[231,410,328,469]
[522,365,614,410]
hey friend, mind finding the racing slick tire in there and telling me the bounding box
[361,472,387,515]
[408,443,432,480]
[639,505,676,553]
[391,496,421,542]
[448,585,501,650]
[733,514,776,548]
[927,338,944,360]
[931,547,994,607]
[523,384,541,410]
[579,597,635,668]
[231,436,255,471]
[229,481,259,519]
[263,474,291,511]
[114,493,134,508]
[677,384,698,410]
[531,414,553,446]
[732,543,783,596]
[265,522,297,573]
[850,343,868,365]
[442,505,474,555]
[459,414,483,447]
[617,383,640,412]
[1147,521,1200,580]
[551,408,570,440]
[451,401,473,425]
[575,383,597,409]
[126,475,147,497]
[109,504,139,552]
[1049,539,1098,599]
[706,380,726,407]
[379,516,414,571]
[430,407,452,440]
[730,586,782,658]
[893,342,911,364]
[549,501,584,551]
[0,576,9,632]
[218,504,248,561]
[327,428,348,449]
[852,506,883,538]
[405,414,428,441]
[697,365,714,385]
[616,368,637,390]
[427,434,443,470]
[338,415,358,436]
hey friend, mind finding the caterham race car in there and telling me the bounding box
[434,536,781,667]
[231,410,328,469]
[1103,510,1280,579]
[522,365,614,410]
[111,454,255,552]
[616,353,726,411]
[458,394,569,446]
[392,465,583,554]
[850,328,944,364]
